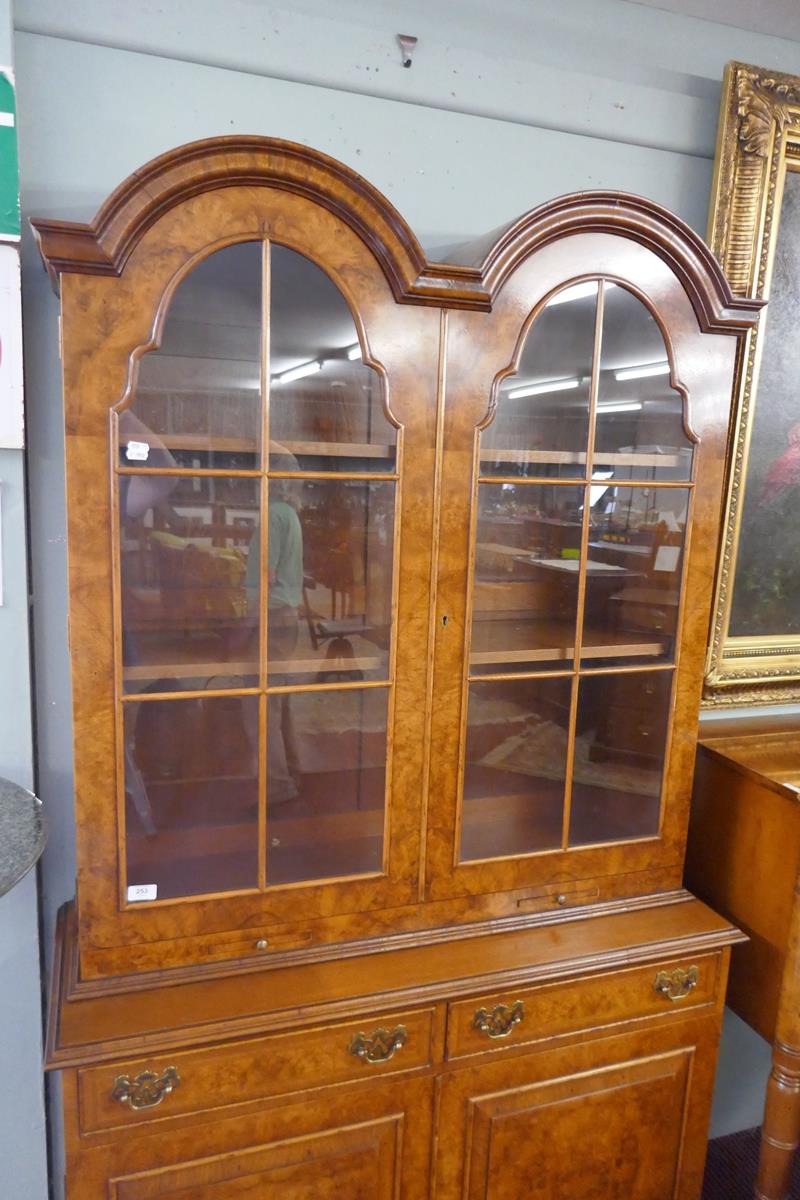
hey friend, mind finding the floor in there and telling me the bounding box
[703,1127,800,1199]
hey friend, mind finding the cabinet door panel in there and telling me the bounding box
[435,1019,718,1200]
[61,181,441,972]
[71,1076,433,1200]
[464,1052,689,1199]
[112,1118,400,1200]
[426,232,720,904]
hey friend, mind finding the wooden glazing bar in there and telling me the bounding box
[467,668,575,684]
[577,660,676,677]
[561,280,605,851]
[266,677,391,696]
[122,686,262,703]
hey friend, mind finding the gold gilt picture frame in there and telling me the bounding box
[705,61,800,705]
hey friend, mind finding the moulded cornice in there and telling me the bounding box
[31,135,762,331]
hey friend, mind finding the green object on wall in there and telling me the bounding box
[0,70,19,239]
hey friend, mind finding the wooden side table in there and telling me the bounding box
[687,716,800,1200]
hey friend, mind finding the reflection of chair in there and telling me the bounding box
[302,574,371,651]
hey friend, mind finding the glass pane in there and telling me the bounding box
[569,671,670,846]
[471,483,583,675]
[120,475,260,693]
[266,686,388,884]
[480,281,597,479]
[460,676,572,861]
[594,285,693,481]
[269,245,395,472]
[266,478,394,684]
[582,485,688,667]
[125,695,259,899]
[120,470,261,696]
[126,242,262,470]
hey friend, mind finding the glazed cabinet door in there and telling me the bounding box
[57,182,440,972]
[66,1074,434,1200]
[426,231,734,903]
[433,1017,719,1200]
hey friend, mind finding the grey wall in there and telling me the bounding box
[14,1,800,1189]
[0,3,48,1197]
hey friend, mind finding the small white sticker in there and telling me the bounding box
[127,883,157,902]
[125,440,150,462]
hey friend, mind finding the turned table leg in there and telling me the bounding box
[755,884,800,1200]
[755,1041,800,1199]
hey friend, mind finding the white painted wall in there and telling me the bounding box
[14,0,800,1188]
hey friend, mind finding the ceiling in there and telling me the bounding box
[628,0,800,43]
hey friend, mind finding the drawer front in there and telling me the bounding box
[446,953,721,1060]
[78,1006,436,1134]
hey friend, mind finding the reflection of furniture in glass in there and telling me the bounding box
[35,138,759,1200]
[687,718,800,1200]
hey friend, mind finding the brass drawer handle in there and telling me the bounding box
[111,1067,181,1110]
[654,966,699,1002]
[348,1025,407,1064]
[473,1000,525,1039]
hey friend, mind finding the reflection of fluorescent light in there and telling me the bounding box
[547,281,616,307]
[614,361,669,381]
[548,281,597,306]
[597,401,642,414]
[346,344,362,361]
[275,360,321,384]
[508,378,580,400]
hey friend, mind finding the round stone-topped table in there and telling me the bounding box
[0,777,46,897]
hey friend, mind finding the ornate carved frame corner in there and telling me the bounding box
[704,61,800,707]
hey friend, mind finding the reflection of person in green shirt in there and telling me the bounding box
[268,497,303,611]
[243,491,303,613]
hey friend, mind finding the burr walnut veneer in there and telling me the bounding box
[34,136,759,1199]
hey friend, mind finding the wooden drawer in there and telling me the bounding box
[446,953,721,1060]
[78,1005,437,1134]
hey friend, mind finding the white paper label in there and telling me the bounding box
[125,439,150,462]
[127,883,157,902]
[653,545,680,573]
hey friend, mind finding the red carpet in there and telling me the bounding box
[703,1127,800,1198]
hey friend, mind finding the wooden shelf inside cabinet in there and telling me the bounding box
[274,440,395,461]
[479,449,687,469]
[127,805,383,864]
[468,619,667,667]
[120,635,384,684]
[123,656,383,684]
[154,435,395,460]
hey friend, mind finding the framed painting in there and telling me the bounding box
[705,61,800,705]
